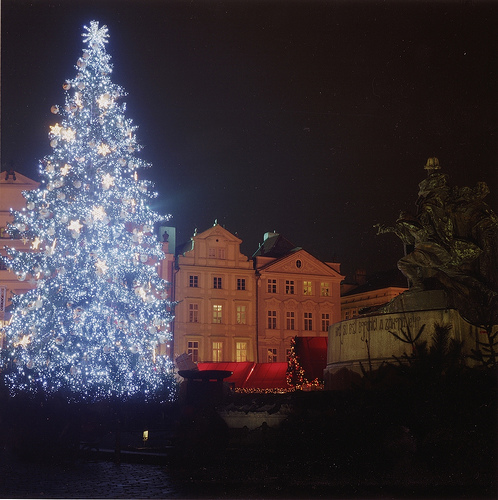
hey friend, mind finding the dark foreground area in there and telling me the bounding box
[0,367,496,499]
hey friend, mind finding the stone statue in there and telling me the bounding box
[376,158,498,326]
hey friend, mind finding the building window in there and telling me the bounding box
[320,282,329,296]
[217,248,225,259]
[296,259,302,268]
[303,280,312,295]
[212,304,222,323]
[208,248,216,258]
[236,342,248,362]
[213,276,222,289]
[189,275,199,288]
[286,311,295,330]
[236,305,246,324]
[237,278,246,291]
[267,310,277,329]
[267,349,277,363]
[267,348,277,363]
[285,280,295,295]
[321,313,330,332]
[267,279,277,293]
[212,341,223,362]
[188,303,199,323]
[187,341,199,363]
[304,312,313,331]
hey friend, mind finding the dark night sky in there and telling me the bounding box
[2,0,497,278]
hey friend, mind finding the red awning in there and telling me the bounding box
[197,361,288,389]
[244,362,288,389]
[198,362,255,387]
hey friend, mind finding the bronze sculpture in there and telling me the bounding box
[376,158,498,327]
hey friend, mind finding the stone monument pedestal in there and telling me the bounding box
[324,290,485,390]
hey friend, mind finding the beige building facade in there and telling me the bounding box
[254,233,343,362]
[174,224,257,363]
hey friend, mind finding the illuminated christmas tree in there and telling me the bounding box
[286,337,305,388]
[1,21,175,401]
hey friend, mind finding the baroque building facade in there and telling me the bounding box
[253,232,343,363]
[174,225,257,364]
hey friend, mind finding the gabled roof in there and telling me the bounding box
[252,233,299,258]
[194,223,242,243]
[257,247,344,279]
[176,223,242,256]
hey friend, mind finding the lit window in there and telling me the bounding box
[303,281,312,295]
[236,305,246,324]
[188,303,199,323]
[212,304,222,323]
[187,341,199,362]
[267,310,277,329]
[286,311,295,330]
[304,312,313,331]
[321,313,330,332]
[213,277,222,289]
[236,342,247,362]
[212,341,223,362]
[320,282,329,296]
[267,348,277,363]
[285,280,294,294]
[189,275,199,288]
[237,278,246,291]
[267,279,277,293]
